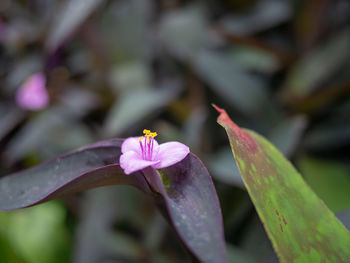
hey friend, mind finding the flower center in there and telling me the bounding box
[138,129,158,161]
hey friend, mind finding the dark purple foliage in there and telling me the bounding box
[0,139,227,263]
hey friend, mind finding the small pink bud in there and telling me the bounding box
[16,72,49,111]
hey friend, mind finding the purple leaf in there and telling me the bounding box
[142,154,228,263]
[0,139,227,263]
[0,139,150,211]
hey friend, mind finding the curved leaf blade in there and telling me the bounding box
[142,154,228,263]
[214,105,350,263]
[0,139,150,211]
[0,140,226,263]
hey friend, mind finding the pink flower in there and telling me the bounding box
[120,129,190,175]
[16,72,49,111]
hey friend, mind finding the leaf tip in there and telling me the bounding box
[214,105,258,154]
[211,103,224,114]
[212,104,231,126]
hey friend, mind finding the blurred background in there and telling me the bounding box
[0,0,349,262]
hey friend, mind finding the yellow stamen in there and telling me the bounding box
[139,130,158,142]
[150,132,157,137]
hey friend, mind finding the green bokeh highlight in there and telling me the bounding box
[298,156,350,213]
[0,201,71,263]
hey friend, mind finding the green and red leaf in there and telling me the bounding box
[214,105,350,263]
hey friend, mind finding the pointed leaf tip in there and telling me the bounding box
[214,105,258,154]
[211,103,224,114]
[217,109,350,263]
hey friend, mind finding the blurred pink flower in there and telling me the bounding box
[16,72,49,110]
[120,129,190,174]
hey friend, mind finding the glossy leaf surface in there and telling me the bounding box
[143,154,227,263]
[0,139,150,210]
[0,139,226,263]
[214,105,350,263]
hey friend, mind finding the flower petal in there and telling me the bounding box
[120,151,160,175]
[121,137,141,154]
[121,137,159,154]
[153,142,190,169]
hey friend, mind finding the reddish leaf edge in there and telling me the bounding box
[212,104,258,154]
[213,104,350,263]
